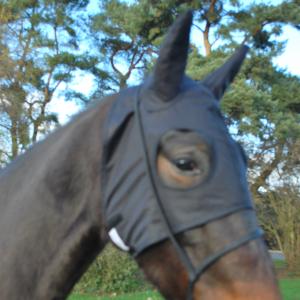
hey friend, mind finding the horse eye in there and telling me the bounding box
[173,158,199,173]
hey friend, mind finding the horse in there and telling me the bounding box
[0,11,281,300]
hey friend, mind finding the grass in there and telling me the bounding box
[68,291,162,300]
[280,278,300,300]
[69,278,300,300]
[274,259,287,270]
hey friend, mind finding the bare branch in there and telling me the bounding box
[192,23,204,33]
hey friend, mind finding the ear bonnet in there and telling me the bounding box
[101,11,263,298]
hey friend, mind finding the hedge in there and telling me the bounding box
[73,244,151,295]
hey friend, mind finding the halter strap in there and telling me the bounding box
[186,228,263,299]
[135,87,196,277]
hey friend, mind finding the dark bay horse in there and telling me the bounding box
[0,12,281,300]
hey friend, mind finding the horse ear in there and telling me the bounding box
[203,45,249,100]
[150,11,193,102]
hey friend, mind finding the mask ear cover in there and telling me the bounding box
[202,45,249,100]
[148,10,193,102]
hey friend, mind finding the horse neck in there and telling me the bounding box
[0,96,115,300]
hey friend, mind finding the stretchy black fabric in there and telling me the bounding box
[101,13,263,298]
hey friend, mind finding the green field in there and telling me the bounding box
[69,291,162,300]
[69,278,300,300]
[279,279,300,300]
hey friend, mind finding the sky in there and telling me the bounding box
[273,26,300,75]
[48,1,300,124]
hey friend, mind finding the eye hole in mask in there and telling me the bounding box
[157,130,211,189]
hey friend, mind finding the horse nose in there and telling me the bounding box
[190,239,282,300]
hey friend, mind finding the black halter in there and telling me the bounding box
[134,88,263,300]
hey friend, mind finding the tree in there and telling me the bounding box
[184,0,300,197]
[0,0,96,162]
[257,186,300,274]
[90,0,195,93]
[180,1,300,260]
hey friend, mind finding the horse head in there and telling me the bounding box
[0,10,281,300]
[102,11,281,300]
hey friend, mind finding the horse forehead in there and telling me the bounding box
[142,77,217,111]
[141,89,223,136]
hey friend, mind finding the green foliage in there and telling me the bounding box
[186,36,300,194]
[0,0,94,160]
[219,1,300,48]
[257,187,300,275]
[90,0,191,91]
[73,244,151,295]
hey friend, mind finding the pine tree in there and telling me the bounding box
[0,0,96,160]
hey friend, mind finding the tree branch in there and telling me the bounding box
[251,142,284,196]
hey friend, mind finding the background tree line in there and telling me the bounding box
[0,0,299,273]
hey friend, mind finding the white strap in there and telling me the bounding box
[108,227,130,251]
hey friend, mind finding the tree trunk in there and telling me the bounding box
[203,24,212,56]
[10,120,18,159]
[202,0,218,56]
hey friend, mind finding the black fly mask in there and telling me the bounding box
[101,11,263,299]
